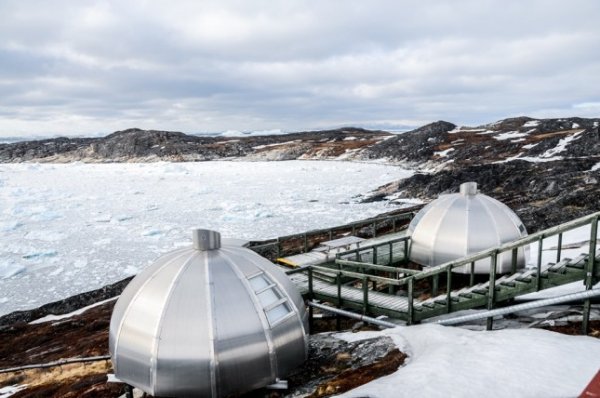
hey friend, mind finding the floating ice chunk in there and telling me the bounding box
[0,221,22,232]
[114,214,133,222]
[49,266,64,276]
[25,231,66,242]
[93,214,112,223]
[0,261,26,279]
[22,250,58,260]
[124,265,140,275]
[142,229,163,237]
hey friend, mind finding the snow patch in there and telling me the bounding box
[539,131,583,158]
[522,143,538,150]
[591,163,600,171]
[433,148,455,157]
[493,131,529,141]
[523,120,540,128]
[336,324,600,398]
[29,297,118,324]
[572,122,580,129]
[0,385,28,398]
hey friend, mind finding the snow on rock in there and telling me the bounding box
[433,148,455,157]
[29,297,118,324]
[0,385,28,398]
[335,324,600,398]
[539,131,584,158]
[523,120,540,128]
[591,163,600,172]
[493,131,529,141]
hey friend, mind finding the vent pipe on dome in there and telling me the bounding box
[192,229,221,250]
[460,182,478,196]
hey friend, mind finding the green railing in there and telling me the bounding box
[335,236,410,266]
[249,208,419,261]
[397,210,600,330]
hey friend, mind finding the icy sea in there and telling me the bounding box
[0,160,413,316]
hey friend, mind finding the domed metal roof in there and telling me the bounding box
[408,182,528,274]
[109,229,308,397]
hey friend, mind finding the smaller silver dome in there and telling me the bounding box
[408,182,528,274]
[109,229,308,397]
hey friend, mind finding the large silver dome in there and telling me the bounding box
[109,229,308,397]
[408,182,528,274]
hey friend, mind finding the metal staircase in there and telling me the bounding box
[287,211,600,333]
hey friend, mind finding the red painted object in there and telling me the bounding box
[580,370,600,398]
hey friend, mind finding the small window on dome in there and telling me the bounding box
[248,273,293,327]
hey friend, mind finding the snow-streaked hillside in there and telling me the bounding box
[0,160,413,316]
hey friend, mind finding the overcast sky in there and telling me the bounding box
[1,1,599,138]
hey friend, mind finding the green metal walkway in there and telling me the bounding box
[287,211,600,331]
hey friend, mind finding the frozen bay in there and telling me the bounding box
[0,160,413,315]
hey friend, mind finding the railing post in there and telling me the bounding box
[304,233,310,253]
[407,278,414,325]
[404,239,408,264]
[511,248,518,275]
[308,267,314,333]
[373,246,378,264]
[432,274,439,297]
[276,238,281,259]
[372,222,377,238]
[393,218,397,232]
[362,276,369,315]
[389,242,393,265]
[536,236,543,291]
[486,252,498,331]
[336,268,342,331]
[355,250,360,262]
[469,262,475,286]
[556,232,563,263]
[446,267,453,313]
[583,216,598,334]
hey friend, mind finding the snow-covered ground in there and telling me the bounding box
[335,324,600,398]
[0,161,413,316]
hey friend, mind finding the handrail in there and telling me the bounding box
[276,212,414,242]
[335,259,419,275]
[398,210,600,285]
[310,265,401,286]
[335,235,410,258]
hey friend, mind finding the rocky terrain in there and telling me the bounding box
[0,127,390,163]
[360,116,600,232]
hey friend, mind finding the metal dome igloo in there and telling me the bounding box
[408,182,529,274]
[109,229,308,397]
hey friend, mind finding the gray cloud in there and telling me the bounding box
[0,0,599,137]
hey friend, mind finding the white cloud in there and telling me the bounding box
[0,0,599,137]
